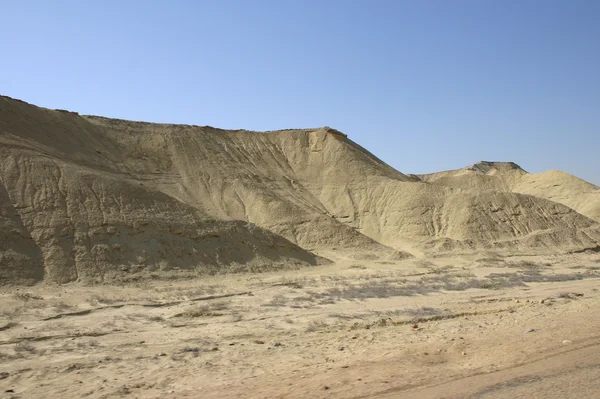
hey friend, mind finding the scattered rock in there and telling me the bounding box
[525,329,536,333]
[254,340,265,345]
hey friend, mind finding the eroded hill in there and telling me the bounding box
[417,161,600,222]
[1,96,599,284]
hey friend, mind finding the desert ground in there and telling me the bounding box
[2,96,600,397]
[2,250,600,398]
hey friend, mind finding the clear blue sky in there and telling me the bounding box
[1,1,599,184]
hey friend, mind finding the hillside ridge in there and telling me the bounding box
[1,95,599,284]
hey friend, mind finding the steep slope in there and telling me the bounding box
[0,180,44,284]
[1,96,599,284]
[85,118,598,253]
[0,98,328,284]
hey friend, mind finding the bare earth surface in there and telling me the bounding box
[2,96,600,397]
[2,252,599,398]
[2,95,600,286]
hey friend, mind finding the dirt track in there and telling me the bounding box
[379,339,600,399]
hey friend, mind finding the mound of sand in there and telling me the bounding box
[419,161,600,222]
[1,96,599,283]
[514,170,600,222]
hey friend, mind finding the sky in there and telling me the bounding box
[1,1,599,184]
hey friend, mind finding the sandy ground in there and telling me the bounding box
[1,252,600,398]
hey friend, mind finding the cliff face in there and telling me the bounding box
[1,96,599,284]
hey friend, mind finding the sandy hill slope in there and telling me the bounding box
[418,161,600,222]
[0,98,330,284]
[1,96,599,283]
[513,170,600,222]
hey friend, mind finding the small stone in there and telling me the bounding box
[351,335,358,339]
[254,340,265,344]
[323,385,330,390]
[412,324,419,329]
[540,299,545,304]
[462,352,467,356]
[525,329,536,333]
[211,347,219,351]
[562,340,572,344]
[0,372,8,380]
[338,346,345,351]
